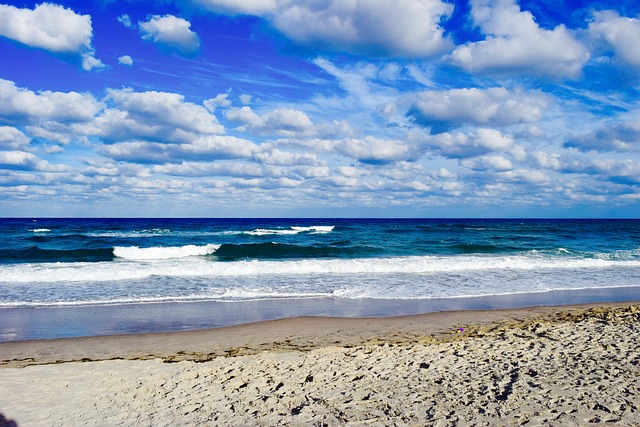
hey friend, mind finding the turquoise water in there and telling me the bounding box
[1,218,639,307]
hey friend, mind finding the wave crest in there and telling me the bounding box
[245,226,334,236]
[113,244,220,260]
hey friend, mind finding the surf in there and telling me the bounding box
[113,244,220,260]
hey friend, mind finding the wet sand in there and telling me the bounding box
[3,286,640,342]
[1,302,639,426]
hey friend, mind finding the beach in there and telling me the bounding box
[1,302,639,426]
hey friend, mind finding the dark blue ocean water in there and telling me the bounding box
[0,218,639,308]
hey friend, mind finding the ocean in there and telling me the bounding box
[1,218,639,340]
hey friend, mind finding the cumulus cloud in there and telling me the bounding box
[95,88,224,142]
[0,149,66,172]
[191,0,277,16]
[99,135,319,168]
[139,15,200,54]
[338,136,417,164]
[226,106,315,137]
[590,159,640,185]
[0,126,30,149]
[0,79,102,125]
[254,148,318,166]
[564,122,640,152]
[203,93,231,112]
[272,0,454,57]
[183,135,257,158]
[531,153,640,186]
[425,128,514,158]
[460,154,513,171]
[0,151,40,170]
[118,55,133,65]
[405,87,550,133]
[100,135,258,164]
[589,11,640,67]
[193,0,453,58]
[0,3,103,70]
[449,0,588,77]
[152,162,261,178]
[0,80,224,146]
[498,169,550,184]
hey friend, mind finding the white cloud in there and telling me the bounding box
[100,135,262,164]
[99,141,171,164]
[426,128,514,158]
[225,106,261,127]
[139,15,200,54]
[274,137,339,153]
[254,148,318,166]
[589,11,640,67]
[589,160,640,185]
[0,126,30,149]
[564,122,640,152]
[0,78,237,157]
[461,155,513,171]
[102,88,224,138]
[193,0,453,58]
[226,106,315,137]
[0,3,103,70]
[531,151,562,171]
[0,79,102,125]
[81,54,104,71]
[0,150,65,172]
[25,124,75,145]
[273,0,453,57]
[191,0,278,16]
[117,14,134,29]
[184,135,257,158]
[338,136,416,164]
[538,154,640,179]
[203,93,231,112]
[0,151,39,170]
[498,169,550,184]
[154,161,278,178]
[449,0,588,77]
[118,55,133,66]
[405,87,550,133]
[4,83,224,145]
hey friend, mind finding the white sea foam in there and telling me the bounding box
[30,229,51,233]
[245,226,334,236]
[246,229,299,236]
[291,226,335,233]
[87,229,172,238]
[218,288,330,300]
[113,244,220,260]
[1,254,639,284]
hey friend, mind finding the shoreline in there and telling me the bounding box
[1,300,638,367]
[2,285,640,342]
[1,301,639,426]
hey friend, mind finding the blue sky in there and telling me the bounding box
[1,0,640,217]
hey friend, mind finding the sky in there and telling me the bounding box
[1,0,640,217]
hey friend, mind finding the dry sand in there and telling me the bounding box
[1,302,639,426]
